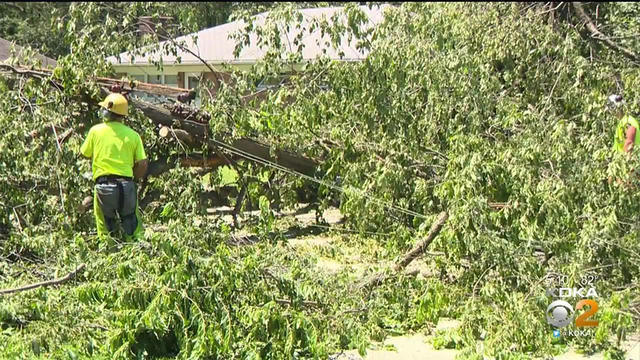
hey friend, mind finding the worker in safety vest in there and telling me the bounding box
[611,94,640,153]
[610,94,640,188]
[80,93,148,240]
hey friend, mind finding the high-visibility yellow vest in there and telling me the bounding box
[80,122,146,181]
[613,115,640,152]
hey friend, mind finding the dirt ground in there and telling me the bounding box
[210,205,640,360]
[330,332,640,360]
[330,321,640,360]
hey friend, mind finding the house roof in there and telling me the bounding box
[107,4,390,67]
[0,37,57,68]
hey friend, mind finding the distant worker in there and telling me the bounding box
[611,94,640,154]
[610,94,640,188]
[80,93,148,240]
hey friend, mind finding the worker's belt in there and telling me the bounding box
[95,175,133,184]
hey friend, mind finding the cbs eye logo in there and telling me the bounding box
[546,299,599,328]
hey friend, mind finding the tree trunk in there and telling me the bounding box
[146,154,232,178]
[133,99,318,176]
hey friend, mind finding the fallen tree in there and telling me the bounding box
[1,64,320,221]
[131,98,319,176]
[0,64,319,178]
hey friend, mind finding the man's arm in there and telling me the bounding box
[133,133,148,180]
[79,129,93,159]
[133,159,148,180]
[624,126,636,153]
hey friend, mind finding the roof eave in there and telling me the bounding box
[110,56,367,67]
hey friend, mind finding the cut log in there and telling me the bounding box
[159,126,195,146]
[158,126,170,138]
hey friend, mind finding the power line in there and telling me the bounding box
[208,138,430,220]
[210,138,427,219]
[306,223,392,237]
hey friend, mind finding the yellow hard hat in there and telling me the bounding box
[98,93,128,116]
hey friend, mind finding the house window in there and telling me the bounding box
[164,75,178,88]
[188,77,200,90]
[148,75,162,84]
[186,74,201,107]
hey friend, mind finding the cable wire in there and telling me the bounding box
[208,138,430,220]
[306,223,392,237]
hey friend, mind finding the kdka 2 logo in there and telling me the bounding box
[545,276,599,329]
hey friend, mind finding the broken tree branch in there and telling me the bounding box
[0,64,50,79]
[57,124,83,145]
[360,212,448,289]
[5,2,25,11]
[572,2,640,63]
[0,264,86,296]
[394,211,449,271]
